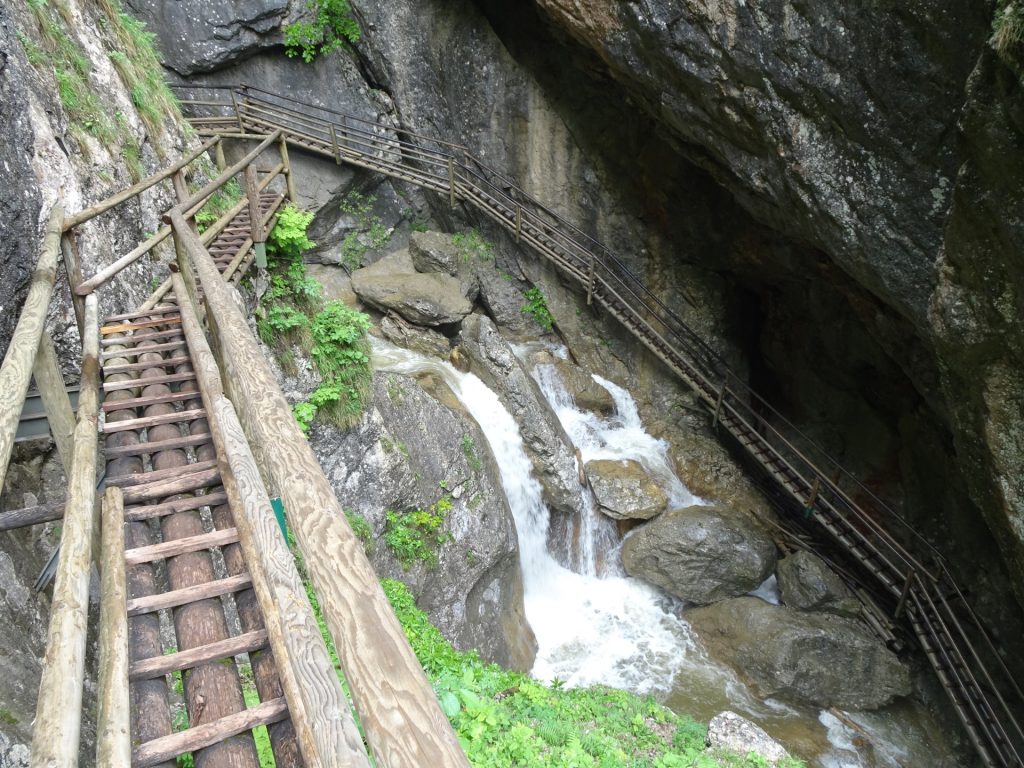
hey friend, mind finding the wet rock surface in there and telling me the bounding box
[777,551,860,617]
[458,314,585,516]
[586,458,666,521]
[687,596,911,710]
[551,360,614,415]
[351,268,472,326]
[706,711,790,765]
[409,230,460,275]
[621,505,776,604]
[309,371,535,669]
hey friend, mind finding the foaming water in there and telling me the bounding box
[373,339,960,766]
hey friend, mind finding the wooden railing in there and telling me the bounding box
[177,83,1024,768]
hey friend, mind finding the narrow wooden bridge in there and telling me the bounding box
[172,84,1024,767]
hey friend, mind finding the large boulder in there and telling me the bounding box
[477,269,531,334]
[586,459,666,520]
[687,597,911,709]
[351,265,472,326]
[622,506,777,604]
[706,711,790,766]
[776,551,860,617]
[309,371,536,670]
[458,314,585,517]
[550,360,615,415]
[409,230,459,275]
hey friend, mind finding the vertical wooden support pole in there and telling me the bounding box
[244,165,267,268]
[448,157,457,208]
[804,477,821,510]
[330,124,341,164]
[61,233,86,336]
[586,257,596,306]
[894,572,916,619]
[278,135,296,202]
[96,487,130,767]
[515,205,522,243]
[171,169,189,202]
[230,89,244,132]
[32,331,75,476]
[711,380,726,429]
[30,293,100,768]
[214,139,227,171]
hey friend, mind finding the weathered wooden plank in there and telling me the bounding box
[117,466,220,500]
[101,407,206,434]
[64,138,219,230]
[100,327,183,347]
[32,331,76,476]
[129,629,268,682]
[101,316,181,336]
[102,390,197,413]
[124,527,239,565]
[133,698,288,768]
[169,207,469,767]
[96,487,131,768]
[124,491,229,523]
[0,500,64,532]
[179,130,282,215]
[101,354,193,375]
[102,371,196,392]
[0,204,64,496]
[107,459,217,487]
[29,293,100,768]
[103,432,212,459]
[77,227,174,296]
[103,304,182,324]
[101,340,186,360]
[126,573,252,617]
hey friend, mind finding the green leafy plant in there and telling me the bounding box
[993,1,1024,56]
[268,204,317,260]
[384,496,453,569]
[521,287,555,332]
[338,191,391,271]
[345,510,374,554]
[194,179,242,233]
[451,229,494,263]
[284,0,361,63]
[461,434,483,473]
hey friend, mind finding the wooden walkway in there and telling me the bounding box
[176,83,1024,768]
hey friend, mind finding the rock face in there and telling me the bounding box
[777,551,860,617]
[706,711,790,766]
[551,360,614,415]
[687,597,911,710]
[124,0,289,75]
[351,252,473,326]
[309,371,535,670]
[586,459,666,520]
[410,230,460,275]
[458,314,585,516]
[621,505,776,604]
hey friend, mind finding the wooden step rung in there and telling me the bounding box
[101,340,187,360]
[102,390,200,413]
[125,491,228,523]
[132,696,287,767]
[129,628,268,682]
[126,573,252,617]
[118,466,221,502]
[101,316,182,336]
[125,527,240,565]
[101,355,193,375]
[103,304,182,323]
[102,371,197,392]
[101,408,207,435]
[103,432,211,459]
[100,328,184,347]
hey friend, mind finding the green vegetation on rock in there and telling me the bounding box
[384,496,453,569]
[338,191,392,271]
[284,0,361,63]
[257,205,372,433]
[993,1,1024,57]
[452,228,495,263]
[522,287,555,333]
[194,178,242,233]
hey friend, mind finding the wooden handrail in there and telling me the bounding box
[29,293,101,767]
[166,206,469,767]
[171,271,369,767]
[0,203,64,493]
[63,138,219,231]
[179,129,282,214]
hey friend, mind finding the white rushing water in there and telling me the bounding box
[373,339,959,766]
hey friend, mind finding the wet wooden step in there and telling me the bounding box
[125,491,229,523]
[126,572,252,617]
[129,629,269,682]
[124,527,239,565]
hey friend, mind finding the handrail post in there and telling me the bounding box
[330,124,342,164]
[448,157,457,207]
[895,571,916,619]
[32,331,76,476]
[278,135,296,202]
[586,256,596,305]
[231,88,245,132]
[215,141,227,171]
[96,486,130,767]
[244,165,267,268]
[711,379,727,429]
[60,233,86,333]
[803,477,821,520]
[515,204,522,243]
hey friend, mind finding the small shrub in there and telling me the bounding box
[268,204,316,260]
[451,229,494,262]
[345,511,374,554]
[383,496,452,569]
[521,287,555,332]
[993,1,1024,56]
[284,0,361,63]
[461,434,483,473]
[338,191,391,271]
